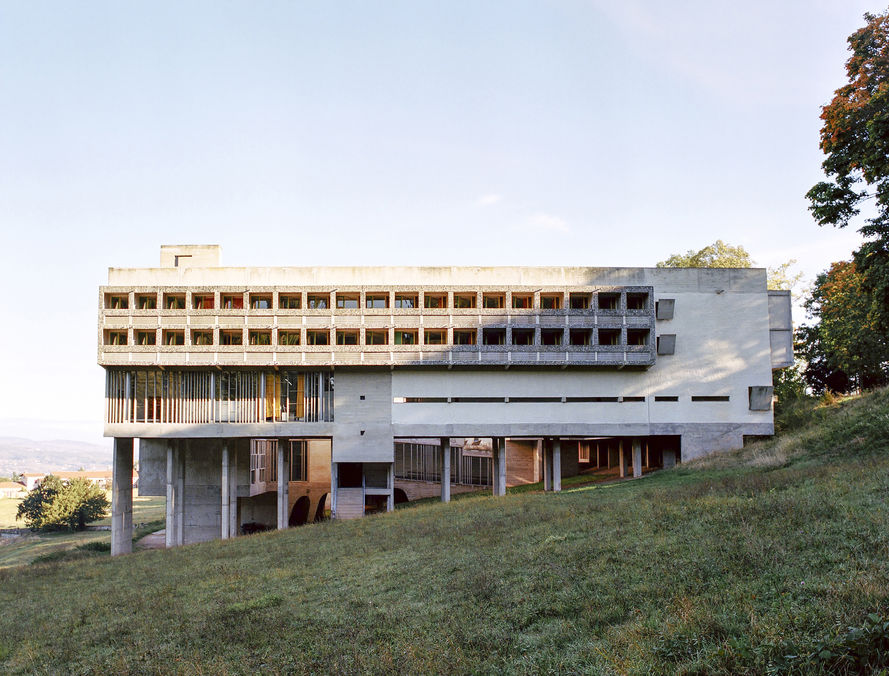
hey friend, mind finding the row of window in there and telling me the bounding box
[104,290,651,312]
[104,326,652,347]
[393,395,731,403]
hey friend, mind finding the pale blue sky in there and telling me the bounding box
[0,1,875,445]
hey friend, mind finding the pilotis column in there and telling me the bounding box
[111,437,134,556]
[440,437,451,503]
[552,438,562,492]
[277,441,289,529]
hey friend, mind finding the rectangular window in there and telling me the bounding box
[249,294,272,310]
[453,293,476,309]
[192,294,214,310]
[598,292,620,310]
[220,330,243,345]
[394,293,418,309]
[512,328,535,345]
[307,293,330,309]
[365,329,388,345]
[511,293,533,309]
[104,330,127,345]
[249,330,272,345]
[453,329,476,345]
[540,293,562,309]
[136,330,156,346]
[627,292,648,310]
[221,294,244,310]
[365,293,389,309]
[482,328,506,345]
[289,440,308,482]
[626,328,649,346]
[394,329,418,345]
[423,329,446,345]
[424,293,447,309]
[336,294,359,309]
[105,294,128,310]
[598,328,621,345]
[569,293,591,310]
[691,395,730,402]
[482,293,505,309]
[162,330,185,346]
[336,329,359,345]
[279,293,302,309]
[541,328,563,346]
[622,396,645,402]
[191,330,213,346]
[278,330,301,346]
[569,328,592,346]
[655,395,679,402]
[164,294,185,310]
[136,294,157,310]
[306,329,330,345]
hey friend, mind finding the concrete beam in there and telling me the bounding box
[440,437,451,503]
[552,439,562,492]
[632,438,642,479]
[277,442,289,529]
[111,437,134,556]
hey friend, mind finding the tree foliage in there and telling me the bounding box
[16,475,109,531]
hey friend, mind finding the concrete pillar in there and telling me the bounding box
[165,442,175,549]
[663,448,677,468]
[497,438,507,496]
[111,437,134,556]
[594,442,599,469]
[331,461,338,519]
[277,441,289,529]
[607,442,612,469]
[619,441,628,478]
[228,446,238,537]
[552,439,562,492]
[387,462,395,512]
[175,443,185,546]
[491,441,500,496]
[645,442,650,468]
[633,438,642,479]
[440,437,451,503]
[542,439,552,491]
[535,439,543,483]
[221,443,230,539]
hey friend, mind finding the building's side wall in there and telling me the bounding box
[505,439,539,485]
[332,369,394,463]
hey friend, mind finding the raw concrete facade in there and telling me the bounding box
[100,245,792,554]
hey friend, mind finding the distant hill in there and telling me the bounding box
[0,437,112,476]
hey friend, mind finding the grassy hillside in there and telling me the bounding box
[0,392,888,674]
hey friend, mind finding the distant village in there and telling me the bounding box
[0,470,138,499]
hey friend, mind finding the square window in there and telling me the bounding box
[249,294,272,310]
[483,328,506,345]
[511,293,533,309]
[454,293,476,309]
[105,294,129,310]
[163,330,185,346]
[512,328,535,345]
[541,328,563,345]
[221,293,244,310]
[278,330,301,346]
[249,330,272,345]
[365,294,389,309]
[627,292,648,310]
[306,329,330,345]
[104,330,127,345]
[163,293,185,310]
[336,330,359,345]
[598,292,620,310]
[540,293,562,309]
[135,294,157,310]
[279,294,302,309]
[336,294,359,309]
[569,293,591,310]
[191,330,213,346]
[627,328,649,346]
[423,329,446,345]
[598,328,621,345]
[192,294,214,310]
[307,293,330,309]
[569,328,592,346]
[453,329,476,345]
[424,293,447,309]
[394,330,418,345]
[220,330,243,345]
[366,330,388,345]
[395,293,418,309]
[136,330,156,346]
[482,293,505,309]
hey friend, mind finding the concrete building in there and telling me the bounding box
[99,245,792,555]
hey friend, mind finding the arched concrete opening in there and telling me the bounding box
[393,488,409,504]
[289,495,311,526]
[313,493,329,522]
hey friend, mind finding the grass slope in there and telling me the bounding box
[0,393,888,674]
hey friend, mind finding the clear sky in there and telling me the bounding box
[0,1,876,446]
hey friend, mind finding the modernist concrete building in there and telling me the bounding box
[100,245,793,555]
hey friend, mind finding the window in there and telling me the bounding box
[627,328,649,346]
[482,328,506,345]
[104,330,127,345]
[423,329,446,345]
[136,294,157,310]
[221,294,244,310]
[105,294,128,310]
[249,330,272,346]
[454,293,476,309]
[692,395,730,402]
[306,329,330,345]
[307,293,330,309]
[453,329,476,345]
[541,328,563,346]
[598,292,620,310]
[395,293,418,309]
[540,293,562,309]
[249,294,272,310]
[191,330,213,346]
[394,329,418,345]
[511,293,533,309]
[365,330,388,345]
[657,334,676,355]
[424,293,447,309]
[163,330,185,346]
[192,294,214,310]
[336,330,359,345]
[569,328,592,346]
[164,294,185,310]
[622,396,645,402]
[335,293,359,309]
[220,330,243,345]
[136,330,156,346]
[279,294,302,309]
[278,330,301,346]
[366,293,388,309]
[627,292,648,310]
[655,395,679,402]
[512,328,535,345]
[482,293,505,309]
[289,441,308,482]
[598,328,621,345]
[569,293,591,310]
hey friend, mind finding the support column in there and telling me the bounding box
[663,448,676,469]
[228,446,238,537]
[331,461,338,519]
[594,442,599,469]
[542,438,552,491]
[277,441,289,530]
[619,440,628,478]
[497,438,507,496]
[221,443,230,539]
[552,438,562,492]
[440,437,451,503]
[387,462,395,512]
[165,442,175,548]
[535,439,544,483]
[607,442,612,469]
[632,438,642,479]
[111,437,134,556]
[175,443,184,546]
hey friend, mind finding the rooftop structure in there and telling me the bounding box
[100,245,792,555]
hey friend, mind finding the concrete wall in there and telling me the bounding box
[395,480,482,501]
[332,369,393,463]
[505,439,539,485]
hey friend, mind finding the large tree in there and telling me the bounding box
[16,476,109,532]
[807,10,889,334]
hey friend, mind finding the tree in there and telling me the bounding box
[807,10,889,335]
[16,475,109,531]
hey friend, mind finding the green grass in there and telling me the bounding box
[0,495,21,529]
[0,392,888,673]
